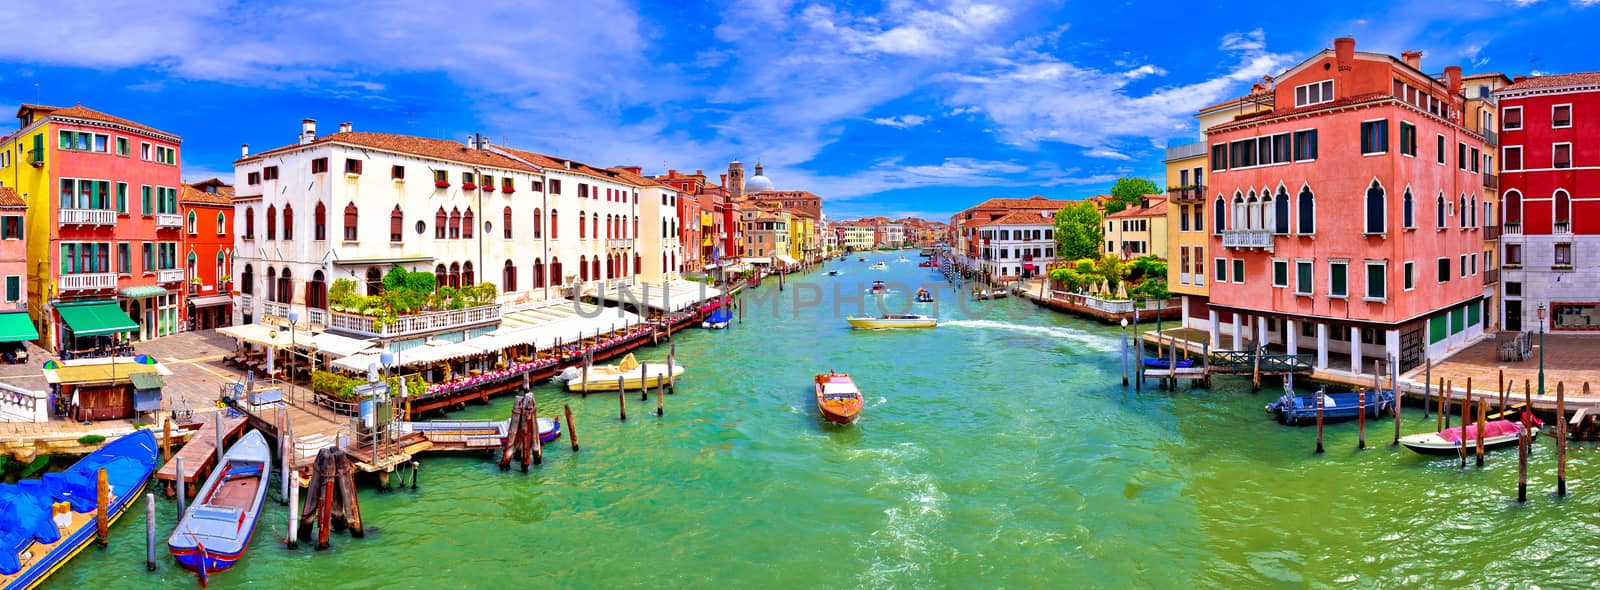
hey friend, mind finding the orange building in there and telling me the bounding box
[180,178,234,330]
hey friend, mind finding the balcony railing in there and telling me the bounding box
[328,303,502,339]
[59,272,117,292]
[1164,141,1206,161]
[1220,229,1274,251]
[263,300,289,321]
[1504,222,1523,236]
[1484,225,1502,241]
[155,213,183,229]
[1482,173,1498,190]
[1167,185,1207,203]
[59,209,116,227]
[157,268,185,284]
[1481,129,1498,147]
[240,293,253,310]
[307,308,328,329]
[1483,268,1500,286]
[606,239,634,249]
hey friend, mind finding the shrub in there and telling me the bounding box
[77,434,106,445]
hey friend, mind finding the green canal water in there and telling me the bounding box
[48,252,1600,588]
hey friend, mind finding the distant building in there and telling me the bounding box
[973,210,1057,283]
[1103,196,1168,260]
[180,178,234,330]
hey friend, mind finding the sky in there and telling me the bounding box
[1,0,1596,221]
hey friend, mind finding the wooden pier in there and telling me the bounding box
[155,412,249,495]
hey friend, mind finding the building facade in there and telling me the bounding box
[1103,196,1168,259]
[973,211,1057,282]
[1496,72,1600,332]
[1462,72,1511,332]
[180,178,234,330]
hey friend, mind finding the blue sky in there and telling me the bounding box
[2,0,1596,220]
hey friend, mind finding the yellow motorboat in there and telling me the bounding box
[560,353,685,392]
[845,314,937,329]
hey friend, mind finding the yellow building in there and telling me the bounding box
[1103,196,1168,260]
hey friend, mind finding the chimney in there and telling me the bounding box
[1444,65,1462,95]
[300,118,316,145]
[240,143,249,157]
[695,169,703,176]
[668,168,677,177]
[1401,50,1423,70]
[1513,74,1527,83]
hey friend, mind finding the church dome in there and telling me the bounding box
[745,174,775,193]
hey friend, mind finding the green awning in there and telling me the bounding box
[129,371,165,390]
[58,302,139,338]
[120,285,170,298]
[0,312,39,343]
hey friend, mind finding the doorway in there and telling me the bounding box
[1505,300,1522,332]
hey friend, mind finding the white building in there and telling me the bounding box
[838,224,874,251]
[876,223,905,248]
[974,211,1058,282]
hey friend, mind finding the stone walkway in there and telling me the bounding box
[1414,331,1600,400]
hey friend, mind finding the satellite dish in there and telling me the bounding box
[367,362,381,383]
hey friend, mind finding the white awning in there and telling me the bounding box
[299,332,376,359]
[330,299,645,372]
[217,324,312,349]
[594,281,724,313]
[742,257,772,264]
[775,255,798,265]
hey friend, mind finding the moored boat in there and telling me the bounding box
[1399,420,1536,456]
[0,430,158,590]
[537,417,561,443]
[1265,390,1395,425]
[846,314,937,329]
[814,371,863,424]
[1142,357,1195,370]
[972,288,1007,300]
[918,261,934,267]
[560,353,685,392]
[872,262,888,270]
[168,429,271,575]
[701,308,733,329]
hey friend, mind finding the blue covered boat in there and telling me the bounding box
[1,429,158,590]
[702,308,733,329]
[168,429,271,575]
[1266,390,1395,425]
[1141,358,1195,369]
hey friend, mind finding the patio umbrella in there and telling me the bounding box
[132,354,157,365]
[42,359,59,370]
[1115,281,1128,299]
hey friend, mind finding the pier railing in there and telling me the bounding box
[328,303,502,339]
[1208,349,1314,373]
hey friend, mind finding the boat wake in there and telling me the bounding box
[940,319,1116,351]
[856,468,949,588]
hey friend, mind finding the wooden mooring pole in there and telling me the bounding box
[1460,381,1471,468]
[531,396,543,467]
[657,375,665,416]
[161,419,171,465]
[1476,399,1487,467]
[1499,369,1507,417]
[1518,420,1530,504]
[95,468,109,547]
[1357,388,1367,450]
[1315,386,1325,454]
[175,457,187,515]
[1423,359,1433,418]
[618,375,627,421]
[287,470,299,550]
[1444,380,1452,430]
[145,493,157,571]
[564,404,580,452]
[1392,355,1402,446]
[1558,382,1568,497]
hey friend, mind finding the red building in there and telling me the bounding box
[180,178,234,329]
[1206,38,1487,375]
[1496,72,1600,331]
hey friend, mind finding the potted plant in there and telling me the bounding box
[483,184,496,192]
[503,185,515,195]
[435,180,450,189]
[463,182,478,191]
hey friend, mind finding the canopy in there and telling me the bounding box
[301,332,376,358]
[0,312,39,343]
[44,358,173,385]
[775,255,798,265]
[129,371,165,390]
[187,294,233,308]
[594,281,724,313]
[330,299,645,372]
[217,323,313,349]
[120,285,170,298]
[742,257,772,265]
[57,302,139,338]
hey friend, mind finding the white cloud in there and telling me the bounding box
[1084,147,1133,161]
[870,114,930,128]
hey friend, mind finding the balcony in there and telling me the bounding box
[59,209,116,227]
[155,213,183,229]
[307,308,327,329]
[1167,185,1207,203]
[59,272,117,292]
[27,148,44,167]
[1483,268,1500,286]
[263,300,289,322]
[157,268,185,284]
[240,293,253,310]
[1504,222,1522,236]
[1484,225,1502,241]
[1164,140,1206,162]
[606,239,634,249]
[1555,221,1572,234]
[1481,128,1498,147]
[1220,229,1274,252]
[1482,173,1498,190]
[328,303,501,339]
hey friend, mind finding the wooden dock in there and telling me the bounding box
[155,412,250,494]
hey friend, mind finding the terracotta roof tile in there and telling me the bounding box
[0,186,24,207]
[238,132,539,173]
[968,195,1075,211]
[180,182,233,206]
[978,211,1055,226]
[19,103,178,139]
[604,166,665,188]
[1501,72,1600,92]
[1105,196,1168,219]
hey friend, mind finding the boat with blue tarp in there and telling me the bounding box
[1266,389,1395,425]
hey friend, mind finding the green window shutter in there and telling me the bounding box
[60,244,71,274]
[5,276,17,302]
[142,243,154,272]
[142,186,152,215]
[1467,301,1481,326]
[1451,307,1465,334]
[59,131,71,149]
[1429,315,1447,343]
[116,183,127,213]
[118,243,130,274]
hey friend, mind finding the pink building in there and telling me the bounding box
[0,187,34,354]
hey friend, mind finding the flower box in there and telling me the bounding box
[463,183,478,191]
[434,181,451,189]
[502,187,515,194]
[482,185,496,192]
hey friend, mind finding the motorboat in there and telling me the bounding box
[918,261,934,267]
[559,353,685,392]
[872,262,888,270]
[897,256,909,263]
[168,430,271,574]
[870,280,887,294]
[701,308,733,329]
[1142,358,1196,370]
[1265,389,1395,425]
[0,430,157,589]
[915,288,934,303]
[972,288,1008,300]
[537,417,561,443]
[827,270,840,276]
[846,314,937,329]
[858,257,866,262]
[1399,420,1537,456]
[814,371,863,425]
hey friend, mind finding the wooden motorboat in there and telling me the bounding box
[1399,420,1536,456]
[560,353,685,392]
[915,288,934,303]
[537,417,561,443]
[1265,390,1394,425]
[858,257,866,262]
[168,429,271,574]
[972,288,1007,300]
[846,314,937,329]
[0,430,157,590]
[814,372,863,424]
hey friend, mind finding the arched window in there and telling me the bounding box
[278,268,293,304]
[503,260,517,292]
[448,208,461,239]
[579,212,587,239]
[435,264,448,289]
[532,258,544,289]
[1470,196,1478,227]
[1436,193,1447,229]
[1231,192,1246,232]
[435,208,447,239]
[1364,180,1385,234]
[187,252,197,285]
[462,261,474,286]
[308,270,327,310]
[282,204,294,240]
[448,262,461,288]
[633,253,641,275]
[1213,196,1226,234]
[1297,187,1315,235]
[591,257,600,281]
[266,205,277,240]
[532,208,543,238]
[1459,195,1467,228]
[1555,189,1572,225]
[592,214,598,239]
[661,218,669,239]
[579,255,589,282]
[550,257,562,286]
[343,203,359,240]
[1273,188,1290,234]
[241,264,254,295]
[1402,189,1414,229]
[245,207,255,239]
[390,205,403,242]
[314,202,326,240]
[187,211,197,235]
[550,210,558,239]
[462,208,475,239]
[633,216,639,238]
[503,207,513,239]
[217,212,227,236]
[606,255,614,279]
[216,251,226,286]
[1504,190,1522,225]
[265,267,277,302]
[365,267,382,295]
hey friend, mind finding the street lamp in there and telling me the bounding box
[287,311,299,404]
[1120,317,1130,387]
[1537,303,1547,398]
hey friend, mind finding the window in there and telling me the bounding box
[1232,259,1244,284]
[1470,148,1480,173]
[1295,187,1314,234]
[313,202,326,240]
[266,205,277,240]
[140,142,151,161]
[153,146,176,165]
[550,210,558,238]
[504,207,514,239]
[1399,122,1416,156]
[0,216,19,240]
[1506,243,1522,266]
[117,243,130,275]
[1293,129,1318,161]
[390,206,403,242]
[1402,189,1415,229]
[116,182,127,214]
[1553,104,1572,128]
[435,208,447,239]
[244,207,255,239]
[1555,189,1572,226]
[391,165,405,180]
[1211,144,1227,172]
[142,243,154,273]
[1215,258,1227,283]
[343,203,358,240]
[1458,142,1468,170]
[1403,261,1415,291]
[217,212,227,236]
[1435,193,1446,229]
[1295,260,1313,295]
[463,208,475,239]
[1329,261,1348,298]
[463,172,476,187]
[503,177,514,193]
[1273,188,1290,234]
[1555,243,1573,267]
[1504,146,1522,171]
[1360,120,1388,155]
[1554,143,1572,169]
[1364,180,1385,234]
[1471,253,1478,275]
[1507,282,1522,297]
[1365,261,1386,301]
[115,137,128,156]
[187,211,197,235]
[247,172,261,185]
[1436,134,1446,165]
[141,185,153,215]
[1459,254,1468,278]
[1272,260,1288,287]
[1504,106,1523,130]
[311,158,329,174]
[1437,257,1450,283]
[345,159,363,174]
[579,183,589,198]
[1295,79,1333,107]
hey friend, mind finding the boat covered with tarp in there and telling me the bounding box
[1266,389,1395,425]
[1399,420,1536,456]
